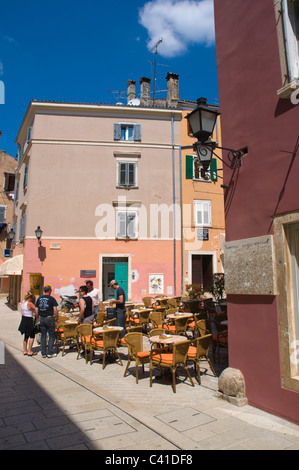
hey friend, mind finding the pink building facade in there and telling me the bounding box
[13,81,184,303]
[214,0,299,424]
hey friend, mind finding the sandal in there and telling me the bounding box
[27,352,37,356]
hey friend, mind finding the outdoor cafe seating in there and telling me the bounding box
[53,296,227,393]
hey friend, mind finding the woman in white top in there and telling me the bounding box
[18,291,37,356]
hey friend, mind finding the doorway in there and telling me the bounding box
[102,257,128,301]
[192,254,213,290]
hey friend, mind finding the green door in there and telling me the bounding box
[114,262,128,301]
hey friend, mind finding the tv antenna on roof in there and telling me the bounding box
[108,89,127,105]
[149,38,168,102]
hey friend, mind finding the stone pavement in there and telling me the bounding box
[1,298,299,451]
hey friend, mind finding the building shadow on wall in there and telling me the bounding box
[38,246,46,263]
[0,349,98,450]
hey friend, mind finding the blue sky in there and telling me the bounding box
[0,0,218,158]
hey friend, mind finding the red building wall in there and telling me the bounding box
[214,0,299,423]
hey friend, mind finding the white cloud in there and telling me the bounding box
[139,0,215,58]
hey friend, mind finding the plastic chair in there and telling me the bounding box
[150,339,194,393]
[124,332,151,383]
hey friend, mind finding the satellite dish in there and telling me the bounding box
[128,98,141,106]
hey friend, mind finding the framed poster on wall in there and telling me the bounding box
[149,274,164,295]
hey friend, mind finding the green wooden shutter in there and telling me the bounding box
[210,158,218,181]
[186,155,194,179]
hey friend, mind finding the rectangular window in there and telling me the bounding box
[186,155,217,181]
[194,200,212,227]
[117,211,137,239]
[114,123,141,141]
[121,125,134,141]
[118,162,136,187]
[3,173,15,192]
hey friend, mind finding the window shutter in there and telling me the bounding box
[27,126,32,143]
[133,124,141,141]
[117,212,127,238]
[0,206,6,224]
[119,163,127,186]
[114,124,121,140]
[210,158,218,181]
[23,165,28,189]
[186,155,194,179]
[128,163,135,185]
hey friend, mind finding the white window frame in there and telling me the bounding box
[193,200,212,227]
[121,124,134,141]
[193,156,212,182]
[116,210,138,239]
[118,161,137,187]
[282,0,299,81]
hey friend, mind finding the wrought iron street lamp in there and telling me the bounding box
[187,97,220,143]
[35,226,43,246]
[186,98,244,175]
[8,228,15,242]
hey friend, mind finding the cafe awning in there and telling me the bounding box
[0,255,23,277]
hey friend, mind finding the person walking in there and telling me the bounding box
[78,285,95,324]
[18,291,37,356]
[35,285,58,358]
[109,280,126,341]
[85,280,103,314]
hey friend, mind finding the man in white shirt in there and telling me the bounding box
[85,280,103,314]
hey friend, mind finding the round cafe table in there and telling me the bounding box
[149,334,186,346]
[166,312,193,320]
[93,326,124,334]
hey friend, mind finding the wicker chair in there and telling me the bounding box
[124,332,151,383]
[163,316,190,337]
[166,298,178,309]
[93,311,105,328]
[91,329,123,369]
[150,340,194,393]
[187,334,216,384]
[142,297,153,308]
[60,323,78,356]
[212,317,228,363]
[76,324,93,364]
[149,311,165,329]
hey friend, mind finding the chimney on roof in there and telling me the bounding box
[127,80,136,104]
[140,77,151,104]
[166,72,179,107]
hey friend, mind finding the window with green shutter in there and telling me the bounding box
[186,155,194,179]
[210,158,218,181]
